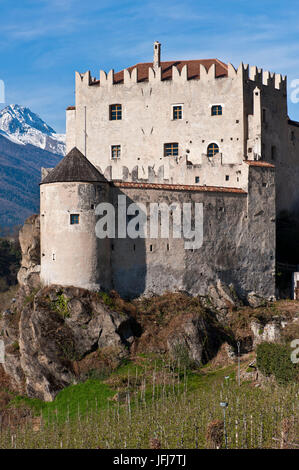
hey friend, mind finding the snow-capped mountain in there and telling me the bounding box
[0,104,65,156]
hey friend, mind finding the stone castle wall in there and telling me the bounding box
[40,164,275,301]
[110,164,275,300]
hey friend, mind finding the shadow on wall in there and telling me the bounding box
[102,186,147,300]
[276,210,299,264]
[276,209,299,299]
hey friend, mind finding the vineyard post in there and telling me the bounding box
[237,341,241,387]
[220,402,229,449]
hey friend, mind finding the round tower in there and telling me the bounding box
[40,147,111,291]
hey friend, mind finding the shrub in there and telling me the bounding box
[206,419,224,449]
[98,291,114,308]
[51,294,70,318]
[256,342,299,384]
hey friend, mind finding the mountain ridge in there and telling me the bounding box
[0,104,65,156]
[0,105,64,231]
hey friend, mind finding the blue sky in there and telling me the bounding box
[0,0,299,132]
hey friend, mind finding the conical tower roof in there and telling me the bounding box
[41,147,107,184]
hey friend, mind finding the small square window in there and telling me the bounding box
[110,104,122,120]
[195,176,200,183]
[111,145,121,160]
[164,143,179,156]
[172,105,182,120]
[70,214,80,225]
[211,105,222,116]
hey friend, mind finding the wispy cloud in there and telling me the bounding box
[1,0,299,128]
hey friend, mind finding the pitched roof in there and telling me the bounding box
[91,59,228,85]
[113,181,246,194]
[41,147,107,184]
[244,160,275,168]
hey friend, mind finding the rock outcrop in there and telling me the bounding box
[17,214,40,291]
[166,312,223,365]
[1,286,135,401]
[206,280,243,322]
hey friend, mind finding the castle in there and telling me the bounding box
[39,42,299,300]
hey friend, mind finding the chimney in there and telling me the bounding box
[153,41,161,69]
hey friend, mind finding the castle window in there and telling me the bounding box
[207,143,219,157]
[195,176,200,183]
[164,142,179,156]
[111,145,121,160]
[70,214,80,225]
[271,146,276,160]
[172,105,182,120]
[211,105,222,116]
[225,175,229,181]
[110,104,122,120]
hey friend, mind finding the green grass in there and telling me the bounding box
[2,354,299,449]
[10,379,115,424]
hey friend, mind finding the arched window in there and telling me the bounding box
[211,105,222,116]
[207,143,219,157]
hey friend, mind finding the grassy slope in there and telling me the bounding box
[1,351,297,449]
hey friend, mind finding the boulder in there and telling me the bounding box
[247,292,267,308]
[162,312,224,366]
[167,314,212,365]
[250,320,282,348]
[206,280,242,322]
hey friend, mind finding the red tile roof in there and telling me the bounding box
[244,160,275,168]
[113,181,246,194]
[91,59,228,85]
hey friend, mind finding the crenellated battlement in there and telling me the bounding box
[75,59,286,93]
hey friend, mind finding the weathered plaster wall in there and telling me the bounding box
[67,64,247,187]
[40,181,111,291]
[109,165,275,300]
